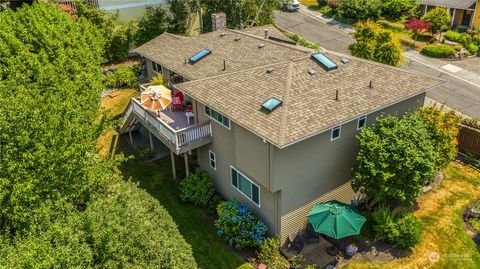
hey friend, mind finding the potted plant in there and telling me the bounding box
[345,243,358,257]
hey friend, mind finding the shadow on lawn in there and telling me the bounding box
[113,136,250,269]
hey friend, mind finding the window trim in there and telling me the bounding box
[331,125,341,141]
[204,105,231,130]
[357,115,367,130]
[230,166,261,207]
[209,150,216,171]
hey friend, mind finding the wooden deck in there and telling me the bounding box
[161,110,193,130]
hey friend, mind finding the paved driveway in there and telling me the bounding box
[275,10,354,55]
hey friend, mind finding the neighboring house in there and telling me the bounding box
[419,0,480,30]
[119,24,445,243]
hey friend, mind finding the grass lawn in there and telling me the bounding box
[345,162,480,269]
[99,88,252,269]
[378,20,431,51]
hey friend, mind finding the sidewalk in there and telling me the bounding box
[404,49,480,88]
[298,5,354,34]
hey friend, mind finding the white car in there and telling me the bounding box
[284,0,300,12]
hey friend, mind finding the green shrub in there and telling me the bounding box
[469,218,480,232]
[444,30,468,44]
[454,44,463,51]
[337,0,382,21]
[420,44,455,58]
[256,237,287,269]
[150,74,168,87]
[179,170,219,211]
[466,43,479,54]
[105,66,138,89]
[368,205,423,249]
[105,21,138,62]
[215,199,268,250]
[291,33,321,50]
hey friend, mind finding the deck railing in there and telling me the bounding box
[124,98,212,152]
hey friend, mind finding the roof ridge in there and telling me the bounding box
[278,62,294,145]
[228,28,314,54]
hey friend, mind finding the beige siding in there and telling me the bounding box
[274,93,425,242]
[280,181,357,243]
[146,59,154,80]
[196,103,280,234]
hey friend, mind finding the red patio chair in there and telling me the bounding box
[171,92,184,111]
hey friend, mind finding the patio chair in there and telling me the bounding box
[287,233,304,253]
[305,223,320,244]
[185,102,193,113]
[171,92,184,111]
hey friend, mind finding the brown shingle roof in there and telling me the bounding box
[174,52,446,148]
[134,28,311,81]
[418,0,476,10]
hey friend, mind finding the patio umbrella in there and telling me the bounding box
[140,85,172,111]
[307,200,366,240]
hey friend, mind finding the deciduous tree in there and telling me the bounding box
[352,114,436,205]
[349,20,404,66]
[136,5,169,45]
[404,17,430,43]
[422,7,451,37]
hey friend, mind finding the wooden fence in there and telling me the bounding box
[458,124,480,158]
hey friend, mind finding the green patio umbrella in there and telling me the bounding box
[307,200,366,239]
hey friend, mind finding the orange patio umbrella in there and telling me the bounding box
[140,85,172,111]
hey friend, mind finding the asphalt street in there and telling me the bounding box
[275,10,480,118]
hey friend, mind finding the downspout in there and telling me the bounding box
[451,8,456,27]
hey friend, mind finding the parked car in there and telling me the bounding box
[283,0,300,12]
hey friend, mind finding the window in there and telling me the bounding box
[205,106,230,129]
[331,125,341,141]
[209,150,216,171]
[231,167,260,206]
[357,115,367,130]
[152,62,162,74]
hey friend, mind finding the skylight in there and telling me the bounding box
[262,97,282,112]
[189,48,211,64]
[312,53,338,71]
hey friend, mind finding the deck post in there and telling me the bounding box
[171,151,177,180]
[128,130,133,145]
[184,152,189,177]
[148,130,154,151]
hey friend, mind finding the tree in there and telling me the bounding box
[352,114,436,205]
[349,20,404,66]
[136,5,169,45]
[75,1,137,62]
[201,0,281,31]
[337,0,382,21]
[416,106,461,169]
[381,0,417,21]
[404,17,430,43]
[0,3,197,267]
[422,7,451,37]
[168,0,189,34]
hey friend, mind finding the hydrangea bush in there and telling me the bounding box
[214,199,268,249]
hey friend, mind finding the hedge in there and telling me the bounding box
[420,44,455,58]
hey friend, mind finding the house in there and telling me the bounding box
[119,24,445,243]
[419,0,480,30]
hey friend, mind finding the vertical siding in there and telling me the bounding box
[145,59,153,80]
[196,103,280,234]
[274,93,425,243]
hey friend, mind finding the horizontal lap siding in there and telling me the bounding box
[196,103,279,234]
[280,181,357,244]
[274,93,425,244]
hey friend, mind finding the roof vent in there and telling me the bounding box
[235,36,241,41]
[189,48,211,64]
[311,53,338,71]
[308,69,316,75]
[220,32,227,37]
[369,81,373,88]
[341,58,348,64]
[262,97,282,113]
[266,67,274,74]
[258,43,265,48]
